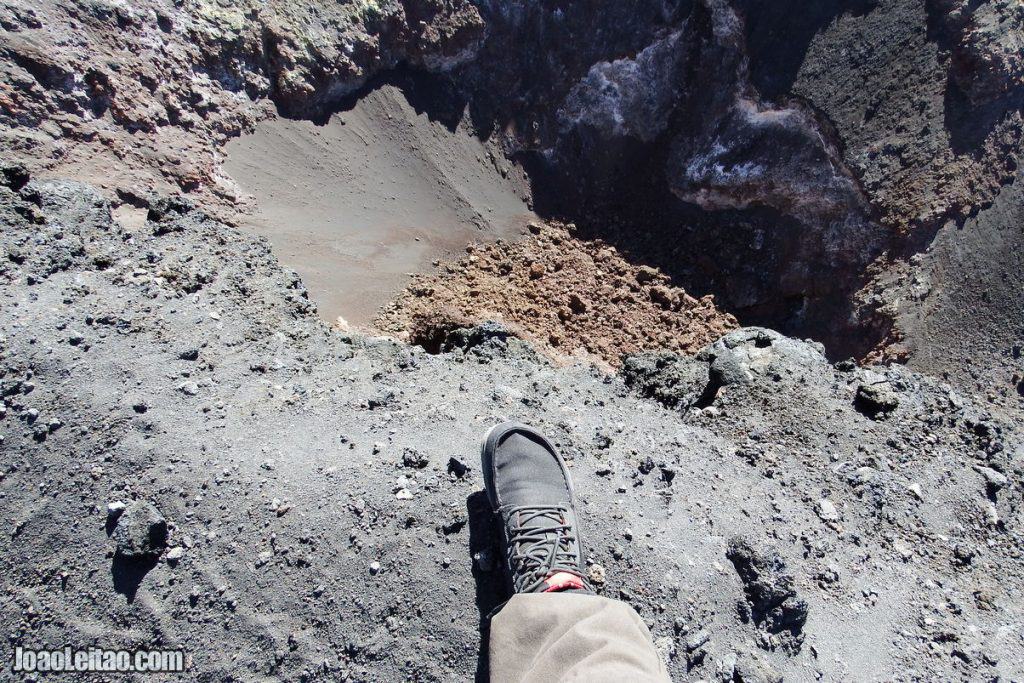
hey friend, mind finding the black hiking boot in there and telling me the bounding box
[480,421,592,594]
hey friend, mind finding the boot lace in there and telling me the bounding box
[505,504,586,593]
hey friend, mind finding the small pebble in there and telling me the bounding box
[815,499,839,523]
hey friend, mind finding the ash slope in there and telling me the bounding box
[2,178,1022,681]
[224,83,535,327]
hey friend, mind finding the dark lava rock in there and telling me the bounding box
[368,387,397,409]
[441,321,513,352]
[620,351,708,409]
[112,502,168,560]
[1,162,30,191]
[854,382,900,418]
[422,321,540,363]
[953,544,976,567]
[835,358,857,372]
[931,0,1024,104]
[447,457,468,478]
[402,448,429,469]
[147,195,193,231]
[727,538,808,653]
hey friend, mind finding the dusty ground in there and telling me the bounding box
[2,177,1022,682]
[378,221,736,367]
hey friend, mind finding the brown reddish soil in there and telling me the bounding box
[376,221,737,366]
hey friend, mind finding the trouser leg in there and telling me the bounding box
[488,593,671,683]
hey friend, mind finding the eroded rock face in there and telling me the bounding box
[558,29,686,146]
[480,0,1022,366]
[464,0,688,146]
[666,2,874,236]
[931,0,1024,104]
[557,0,881,260]
[256,0,485,115]
[671,98,858,220]
[535,0,891,354]
[544,0,1021,238]
[0,0,484,210]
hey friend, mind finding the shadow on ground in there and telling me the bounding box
[467,490,509,683]
[111,554,158,603]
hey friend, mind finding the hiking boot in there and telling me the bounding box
[481,421,591,594]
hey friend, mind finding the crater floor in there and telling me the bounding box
[224,85,535,325]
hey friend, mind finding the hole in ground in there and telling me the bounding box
[225,69,889,361]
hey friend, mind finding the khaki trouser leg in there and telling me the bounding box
[488,593,671,683]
